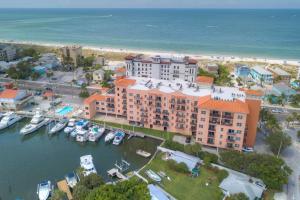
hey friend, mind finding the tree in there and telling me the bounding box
[220,151,292,190]
[73,185,90,200]
[86,178,150,200]
[227,193,249,200]
[286,115,293,128]
[31,72,40,80]
[20,48,40,60]
[266,130,291,156]
[6,61,33,80]
[198,68,216,78]
[184,143,202,156]
[50,189,66,200]
[85,73,93,85]
[297,130,300,139]
[77,173,104,190]
[79,84,90,98]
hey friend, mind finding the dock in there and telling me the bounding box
[107,168,127,180]
[57,180,73,200]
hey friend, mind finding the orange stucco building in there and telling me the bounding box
[84,76,262,151]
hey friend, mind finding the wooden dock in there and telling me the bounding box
[107,168,127,180]
[57,180,73,200]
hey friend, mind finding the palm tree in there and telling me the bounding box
[280,93,286,106]
[286,116,293,128]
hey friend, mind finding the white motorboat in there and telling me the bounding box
[104,131,115,143]
[64,118,76,134]
[88,125,105,142]
[113,131,125,145]
[76,128,89,142]
[49,118,68,135]
[70,129,78,137]
[136,149,152,158]
[0,112,23,130]
[145,170,161,182]
[75,119,89,129]
[65,171,79,188]
[80,155,97,176]
[37,180,53,200]
[20,112,50,135]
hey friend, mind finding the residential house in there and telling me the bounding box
[92,69,105,84]
[268,67,291,83]
[196,76,214,87]
[205,63,219,75]
[250,66,273,84]
[93,55,106,66]
[271,82,297,101]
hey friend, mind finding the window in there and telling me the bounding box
[238,115,243,120]
[201,111,206,114]
[220,135,223,138]
[237,123,242,127]
[236,130,242,134]
[199,125,203,128]
[221,128,224,131]
[234,144,240,148]
[201,118,205,122]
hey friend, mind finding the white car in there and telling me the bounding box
[242,147,254,153]
[271,109,283,113]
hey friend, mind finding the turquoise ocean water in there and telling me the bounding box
[0,9,300,59]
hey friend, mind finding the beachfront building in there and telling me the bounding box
[250,66,273,85]
[204,63,219,75]
[125,55,198,82]
[60,45,82,67]
[84,76,262,150]
[0,89,33,111]
[268,67,291,83]
[235,64,251,78]
[0,45,17,62]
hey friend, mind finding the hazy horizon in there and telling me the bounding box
[0,0,299,9]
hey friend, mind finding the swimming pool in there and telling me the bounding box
[56,106,73,115]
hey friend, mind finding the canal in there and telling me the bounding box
[0,119,162,200]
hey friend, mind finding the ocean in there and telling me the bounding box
[0,8,300,60]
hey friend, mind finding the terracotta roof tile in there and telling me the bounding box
[196,76,214,84]
[115,78,136,87]
[115,67,126,73]
[84,93,106,105]
[198,95,249,114]
[239,88,263,96]
[0,89,19,99]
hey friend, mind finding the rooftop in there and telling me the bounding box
[270,67,291,76]
[196,76,214,85]
[125,54,197,65]
[126,77,246,101]
[251,66,272,75]
[0,89,19,99]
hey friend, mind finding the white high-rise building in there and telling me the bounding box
[125,55,198,82]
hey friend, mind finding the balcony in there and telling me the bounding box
[162,122,169,127]
[191,126,197,131]
[210,112,220,118]
[156,103,162,108]
[222,113,234,119]
[227,137,235,142]
[209,117,220,124]
[177,100,186,104]
[208,126,216,131]
[155,97,162,102]
[208,133,215,138]
[153,121,161,126]
[191,114,197,119]
[163,116,169,121]
[162,110,169,115]
[155,115,161,120]
[122,94,127,99]
[207,138,214,145]
[190,120,197,125]
[154,109,161,114]
[221,119,233,126]
[176,125,184,129]
[176,112,185,117]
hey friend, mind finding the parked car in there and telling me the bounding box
[185,136,191,144]
[50,98,62,106]
[271,108,283,114]
[242,147,254,153]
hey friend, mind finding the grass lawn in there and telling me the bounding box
[141,153,224,200]
[93,120,174,141]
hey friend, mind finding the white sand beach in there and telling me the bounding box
[1,39,300,66]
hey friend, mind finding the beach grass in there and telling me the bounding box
[93,119,174,141]
[140,153,224,200]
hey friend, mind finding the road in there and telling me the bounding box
[0,78,99,96]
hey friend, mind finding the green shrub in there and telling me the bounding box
[163,140,185,152]
[199,151,219,163]
[167,160,190,174]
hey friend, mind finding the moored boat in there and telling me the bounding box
[145,170,161,182]
[88,125,105,142]
[104,131,115,143]
[20,112,50,135]
[136,149,151,158]
[76,128,89,142]
[65,171,79,188]
[112,131,125,145]
[37,180,53,200]
[0,112,23,130]
[49,118,68,135]
[80,155,97,176]
[64,118,76,134]
[75,119,89,129]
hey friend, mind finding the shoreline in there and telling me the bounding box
[1,39,300,66]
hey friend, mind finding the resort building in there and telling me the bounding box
[125,55,198,82]
[234,64,251,78]
[84,76,262,151]
[268,67,291,83]
[204,63,219,75]
[0,45,17,62]
[250,66,273,84]
[0,89,33,110]
[60,45,82,67]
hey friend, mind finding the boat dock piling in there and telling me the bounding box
[57,180,73,200]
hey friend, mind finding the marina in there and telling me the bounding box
[0,117,162,200]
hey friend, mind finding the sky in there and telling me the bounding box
[0,0,299,9]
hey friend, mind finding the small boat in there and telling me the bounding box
[112,131,125,145]
[65,171,79,188]
[20,112,50,135]
[80,155,97,176]
[88,125,105,142]
[37,180,53,200]
[0,112,23,130]
[145,170,161,182]
[70,129,78,137]
[75,119,89,129]
[136,149,151,158]
[104,131,115,143]
[76,128,89,142]
[49,118,68,135]
[64,118,76,134]
[157,171,167,178]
